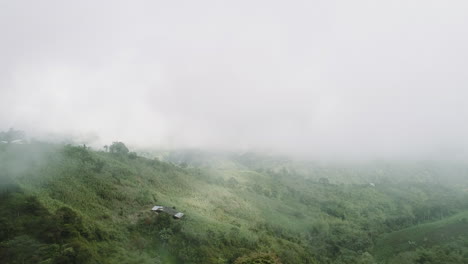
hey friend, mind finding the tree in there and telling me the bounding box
[318,177,330,185]
[0,128,25,143]
[109,142,129,155]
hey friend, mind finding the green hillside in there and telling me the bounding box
[1,142,468,263]
[374,210,468,263]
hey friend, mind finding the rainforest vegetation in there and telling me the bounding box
[1,137,468,263]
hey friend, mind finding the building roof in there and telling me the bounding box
[151,205,184,219]
[152,206,164,211]
[174,212,184,219]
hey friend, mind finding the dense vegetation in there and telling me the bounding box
[1,141,468,263]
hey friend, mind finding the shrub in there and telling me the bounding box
[109,142,129,155]
[234,252,282,264]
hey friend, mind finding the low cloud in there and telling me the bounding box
[1,0,468,160]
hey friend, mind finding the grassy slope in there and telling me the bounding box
[0,143,319,263]
[2,143,468,263]
[374,210,468,261]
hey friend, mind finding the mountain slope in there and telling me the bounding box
[374,210,468,263]
[1,142,468,264]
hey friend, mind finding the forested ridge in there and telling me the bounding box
[1,142,468,263]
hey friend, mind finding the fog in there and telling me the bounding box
[1,0,468,160]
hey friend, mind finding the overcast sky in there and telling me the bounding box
[1,0,468,159]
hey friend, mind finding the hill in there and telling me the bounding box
[1,142,468,263]
[374,210,468,263]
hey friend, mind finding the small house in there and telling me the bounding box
[174,212,184,219]
[152,205,184,219]
[152,206,164,212]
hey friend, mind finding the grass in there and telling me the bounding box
[2,143,468,263]
[374,210,468,260]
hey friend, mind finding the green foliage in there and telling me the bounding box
[0,190,102,264]
[2,143,468,263]
[0,128,25,143]
[109,141,129,155]
[128,152,138,159]
[234,252,282,264]
[375,210,468,262]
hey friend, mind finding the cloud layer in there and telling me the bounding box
[1,0,468,159]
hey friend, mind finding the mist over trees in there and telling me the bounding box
[2,139,468,263]
[2,0,468,263]
[0,128,25,143]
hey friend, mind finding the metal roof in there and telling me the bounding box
[151,205,184,219]
[174,212,184,218]
[152,206,164,211]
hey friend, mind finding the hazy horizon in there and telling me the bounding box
[2,0,468,160]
